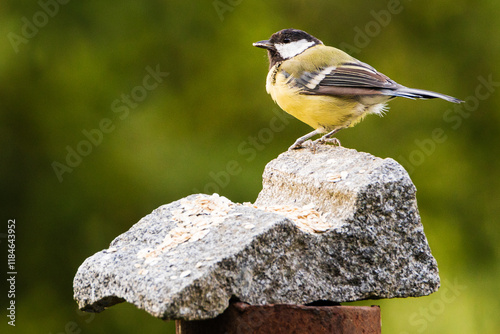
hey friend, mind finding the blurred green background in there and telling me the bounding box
[1,0,499,333]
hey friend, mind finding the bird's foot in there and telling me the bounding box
[288,139,316,151]
[314,137,342,147]
[288,130,322,151]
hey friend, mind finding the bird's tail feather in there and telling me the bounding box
[393,87,464,104]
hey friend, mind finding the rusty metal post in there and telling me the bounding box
[175,302,381,334]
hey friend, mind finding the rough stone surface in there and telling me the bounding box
[73,145,439,321]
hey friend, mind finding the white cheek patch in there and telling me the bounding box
[275,39,315,59]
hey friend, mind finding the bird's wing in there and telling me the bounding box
[297,61,402,96]
[287,53,463,103]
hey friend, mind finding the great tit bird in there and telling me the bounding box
[253,29,463,150]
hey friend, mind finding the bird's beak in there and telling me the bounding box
[253,40,275,51]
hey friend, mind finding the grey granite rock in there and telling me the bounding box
[73,145,439,320]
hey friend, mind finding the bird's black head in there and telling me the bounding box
[253,29,323,68]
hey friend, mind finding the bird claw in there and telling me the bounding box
[288,139,315,151]
[314,137,342,147]
[288,137,341,151]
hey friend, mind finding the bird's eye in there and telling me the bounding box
[283,38,291,43]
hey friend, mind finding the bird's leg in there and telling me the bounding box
[288,129,322,150]
[315,128,342,146]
